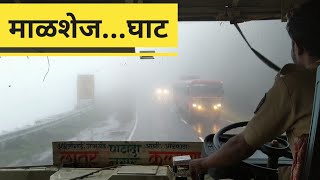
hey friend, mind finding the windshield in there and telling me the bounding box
[0,21,291,167]
[190,83,223,97]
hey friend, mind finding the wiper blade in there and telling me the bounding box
[234,23,281,72]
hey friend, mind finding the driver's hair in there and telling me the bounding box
[286,0,320,59]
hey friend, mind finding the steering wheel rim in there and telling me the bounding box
[213,121,291,158]
[213,121,248,149]
[210,121,293,179]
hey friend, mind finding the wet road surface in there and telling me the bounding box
[2,98,235,167]
[128,99,232,142]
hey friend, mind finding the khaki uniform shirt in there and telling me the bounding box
[243,60,320,179]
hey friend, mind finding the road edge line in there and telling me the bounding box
[127,111,138,141]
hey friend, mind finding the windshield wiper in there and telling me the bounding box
[234,23,281,72]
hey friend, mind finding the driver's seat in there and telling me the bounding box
[302,66,320,179]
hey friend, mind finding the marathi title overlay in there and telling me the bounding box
[0,4,178,56]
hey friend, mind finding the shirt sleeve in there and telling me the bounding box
[243,78,294,147]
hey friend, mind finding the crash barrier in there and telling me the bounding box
[0,105,94,143]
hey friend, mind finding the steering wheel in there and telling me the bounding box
[210,121,291,180]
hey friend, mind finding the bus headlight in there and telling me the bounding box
[156,89,162,94]
[213,103,222,111]
[155,88,169,95]
[193,103,204,111]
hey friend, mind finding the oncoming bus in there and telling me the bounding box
[173,79,224,127]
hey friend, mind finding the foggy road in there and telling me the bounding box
[1,98,236,167]
[129,100,200,142]
[128,99,232,142]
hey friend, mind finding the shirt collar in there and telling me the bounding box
[307,59,320,69]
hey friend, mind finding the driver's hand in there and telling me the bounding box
[189,158,208,180]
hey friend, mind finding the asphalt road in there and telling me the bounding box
[2,97,236,167]
[128,99,233,142]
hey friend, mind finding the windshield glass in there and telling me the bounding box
[190,83,223,97]
[0,21,291,167]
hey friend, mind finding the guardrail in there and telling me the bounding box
[0,105,94,143]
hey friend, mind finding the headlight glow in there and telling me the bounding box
[213,103,222,110]
[156,89,162,94]
[197,127,202,134]
[163,89,169,94]
[197,105,203,110]
[192,103,197,108]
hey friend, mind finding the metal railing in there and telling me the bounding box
[0,105,94,143]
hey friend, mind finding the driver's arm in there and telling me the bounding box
[190,133,256,180]
[243,77,293,147]
[190,77,293,179]
[201,132,256,165]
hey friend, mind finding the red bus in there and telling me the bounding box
[173,79,224,121]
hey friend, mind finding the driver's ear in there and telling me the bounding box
[293,40,304,56]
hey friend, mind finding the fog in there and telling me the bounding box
[0,21,292,133]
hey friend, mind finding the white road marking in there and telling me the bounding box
[226,119,233,123]
[127,111,138,141]
[180,118,188,125]
[198,137,204,142]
